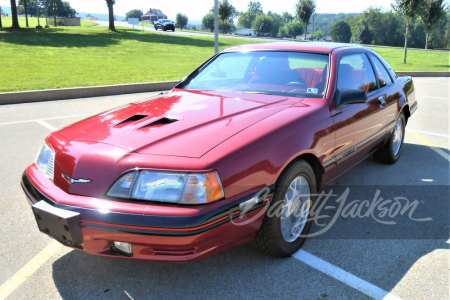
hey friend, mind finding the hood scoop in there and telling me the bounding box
[135,117,179,133]
[114,114,149,128]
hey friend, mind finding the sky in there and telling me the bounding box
[1,0,449,20]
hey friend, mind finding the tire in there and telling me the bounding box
[163,27,166,31]
[254,160,317,257]
[373,111,406,164]
[173,28,175,32]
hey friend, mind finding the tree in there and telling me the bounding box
[125,9,142,21]
[51,0,56,27]
[219,19,233,33]
[238,2,263,29]
[285,20,304,38]
[105,0,116,31]
[267,11,283,37]
[10,0,20,29]
[392,0,424,63]
[278,26,288,38]
[420,0,447,49]
[176,13,188,30]
[330,20,352,42]
[295,0,316,40]
[215,0,237,33]
[281,12,294,24]
[202,12,215,32]
[19,0,30,27]
[252,14,274,36]
[314,30,324,38]
[355,22,373,44]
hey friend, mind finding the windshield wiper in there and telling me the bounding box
[242,91,273,95]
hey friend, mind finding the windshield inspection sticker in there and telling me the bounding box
[307,88,319,94]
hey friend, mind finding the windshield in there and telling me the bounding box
[182,51,329,98]
[161,19,171,22]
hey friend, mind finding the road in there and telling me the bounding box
[0,78,448,299]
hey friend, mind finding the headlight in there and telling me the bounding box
[35,143,55,180]
[107,170,224,204]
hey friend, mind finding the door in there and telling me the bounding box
[327,53,388,178]
[367,53,399,129]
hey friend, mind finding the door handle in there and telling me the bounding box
[378,96,386,107]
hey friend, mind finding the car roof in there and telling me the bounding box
[223,42,366,54]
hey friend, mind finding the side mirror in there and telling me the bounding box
[337,89,367,107]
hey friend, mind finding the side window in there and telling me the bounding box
[369,54,393,88]
[337,54,377,93]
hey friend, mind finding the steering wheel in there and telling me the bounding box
[286,81,309,89]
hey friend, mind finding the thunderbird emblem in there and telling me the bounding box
[62,173,92,184]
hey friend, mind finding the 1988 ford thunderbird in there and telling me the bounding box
[22,42,417,261]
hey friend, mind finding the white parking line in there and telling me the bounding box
[416,95,449,100]
[35,120,59,132]
[0,114,88,127]
[293,250,404,300]
[407,129,450,138]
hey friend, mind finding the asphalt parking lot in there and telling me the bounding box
[0,77,448,300]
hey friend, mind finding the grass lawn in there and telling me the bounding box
[0,17,448,93]
[0,16,96,28]
[0,18,261,92]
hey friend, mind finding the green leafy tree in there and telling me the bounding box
[208,0,237,33]
[355,22,373,44]
[202,12,215,32]
[420,0,447,49]
[392,0,424,63]
[278,26,288,38]
[105,0,116,31]
[176,13,188,30]
[285,20,304,39]
[219,19,233,33]
[295,0,316,40]
[125,9,142,21]
[281,12,294,24]
[330,20,352,42]
[252,14,274,36]
[10,0,20,29]
[238,1,263,28]
[314,30,324,38]
[267,11,284,37]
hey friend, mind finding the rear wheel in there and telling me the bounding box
[254,160,316,257]
[373,111,406,164]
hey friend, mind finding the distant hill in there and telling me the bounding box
[78,12,125,21]
[311,13,363,35]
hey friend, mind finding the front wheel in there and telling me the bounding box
[373,111,406,164]
[254,160,316,257]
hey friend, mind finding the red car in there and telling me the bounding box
[22,42,417,261]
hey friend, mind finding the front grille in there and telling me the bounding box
[46,151,55,180]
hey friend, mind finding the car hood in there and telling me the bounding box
[58,89,299,158]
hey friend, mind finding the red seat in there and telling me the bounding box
[295,68,324,88]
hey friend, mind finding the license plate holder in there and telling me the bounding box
[32,201,83,246]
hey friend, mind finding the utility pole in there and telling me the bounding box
[214,0,218,53]
[44,0,49,28]
[0,6,2,28]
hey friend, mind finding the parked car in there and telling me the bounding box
[22,42,416,261]
[154,19,175,31]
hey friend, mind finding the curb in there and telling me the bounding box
[396,71,449,77]
[0,81,180,105]
[0,72,448,105]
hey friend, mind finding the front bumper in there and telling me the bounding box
[22,166,272,261]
